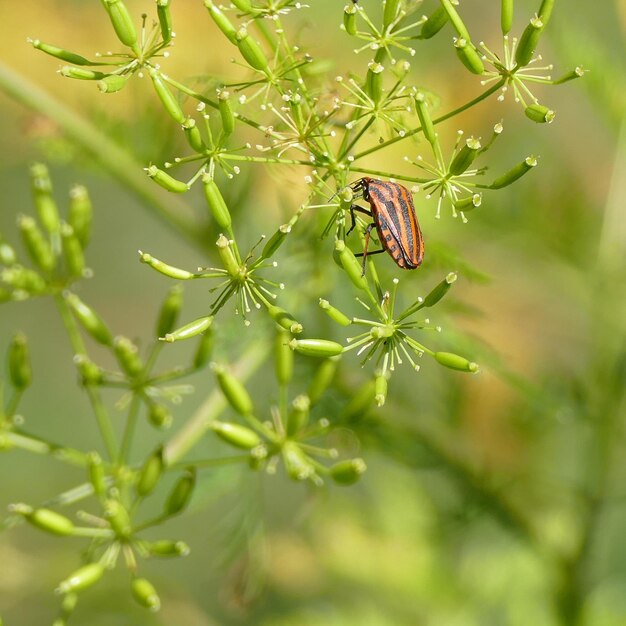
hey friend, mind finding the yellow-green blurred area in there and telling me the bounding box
[1,0,625,624]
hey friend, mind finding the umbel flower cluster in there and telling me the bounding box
[0,0,581,620]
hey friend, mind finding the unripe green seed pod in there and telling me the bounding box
[74,354,103,386]
[61,223,85,278]
[449,137,481,175]
[454,193,482,213]
[365,61,384,104]
[288,394,310,436]
[30,39,92,65]
[231,0,253,11]
[336,239,368,291]
[319,299,352,326]
[0,237,17,265]
[161,315,213,343]
[139,251,194,280]
[8,332,32,390]
[183,118,205,153]
[2,267,46,293]
[156,0,173,44]
[156,285,183,338]
[97,74,129,93]
[68,185,92,248]
[236,29,269,73]
[275,329,293,386]
[422,272,457,309]
[103,0,138,48]
[193,327,213,368]
[15,505,74,536]
[454,38,485,75]
[524,103,555,124]
[204,1,238,43]
[339,379,376,423]
[439,0,471,40]
[203,176,232,230]
[414,92,437,147]
[515,16,544,67]
[148,68,185,124]
[66,293,113,345]
[343,4,358,36]
[59,67,107,81]
[308,356,340,406]
[164,467,196,515]
[289,338,344,358]
[30,163,60,235]
[374,372,388,407]
[211,421,261,449]
[137,446,164,497]
[434,351,478,372]
[57,563,104,594]
[266,304,303,334]
[18,215,55,272]
[113,336,143,377]
[501,0,513,34]
[420,6,448,39]
[146,166,189,193]
[147,539,190,557]
[553,67,585,85]
[212,364,254,415]
[87,452,106,497]
[383,0,400,27]
[148,403,173,429]
[490,156,537,189]
[283,442,314,481]
[216,234,240,277]
[104,499,132,538]
[261,223,291,260]
[538,0,555,26]
[218,91,235,136]
[330,458,367,485]
[131,577,161,612]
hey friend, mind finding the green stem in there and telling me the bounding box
[7,430,88,466]
[118,393,141,465]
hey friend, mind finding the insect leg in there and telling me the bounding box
[347,204,371,236]
[358,223,377,276]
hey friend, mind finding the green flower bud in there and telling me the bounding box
[193,326,214,368]
[266,304,303,334]
[59,67,107,81]
[204,1,238,43]
[449,137,481,175]
[330,458,367,485]
[319,299,351,326]
[30,163,60,234]
[183,118,205,153]
[282,442,314,481]
[103,0,138,48]
[336,239,368,290]
[65,292,113,346]
[434,351,478,372]
[148,403,173,429]
[139,251,194,280]
[13,504,74,536]
[18,215,55,273]
[515,16,544,67]
[339,379,376,423]
[439,0,471,40]
[203,176,232,230]
[524,103,555,124]
[374,372,388,407]
[8,332,32,390]
[87,452,106,497]
[57,563,104,594]
[454,38,485,75]
[218,90,235,136]
[454,193,482,213]
[553,67,585,85]
[490,156,537,189]
[538,0,555,26]
[156,0,173,44]
[261,223,291,260]
[97,74,130,93]
[343,4,358,36]
[275,329,293,386]
[216,234,240,277]
[137,446,164,497]
[75,354,103,386]
[501,0,513,34]
[289,338,344,358]
[365,61,384,104]
[113,336,143,377]
[213,364,254,415]
[30,39,92,65]
[420,6,448,39]
[211,421,261,449]
[161,315,213,343]
[68,185,92,248]
[104,499,132,538]
[288,394,310,436]
[414,92,437,147]
[156,285,183,338]
[307,356,340,406]
[146,166,189,193]
[236,28,269,73]
[147,539,190,557]
[0,237,17,265]
[131,577,161,612]
[148,68,185,124]
[61,223,85,278]
[164,467,196,515]
[383,0,400,27]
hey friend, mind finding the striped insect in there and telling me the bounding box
[346,177,424,274]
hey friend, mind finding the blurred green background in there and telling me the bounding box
[1,1,625,624]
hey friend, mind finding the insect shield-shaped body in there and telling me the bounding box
[348,177,424,274]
